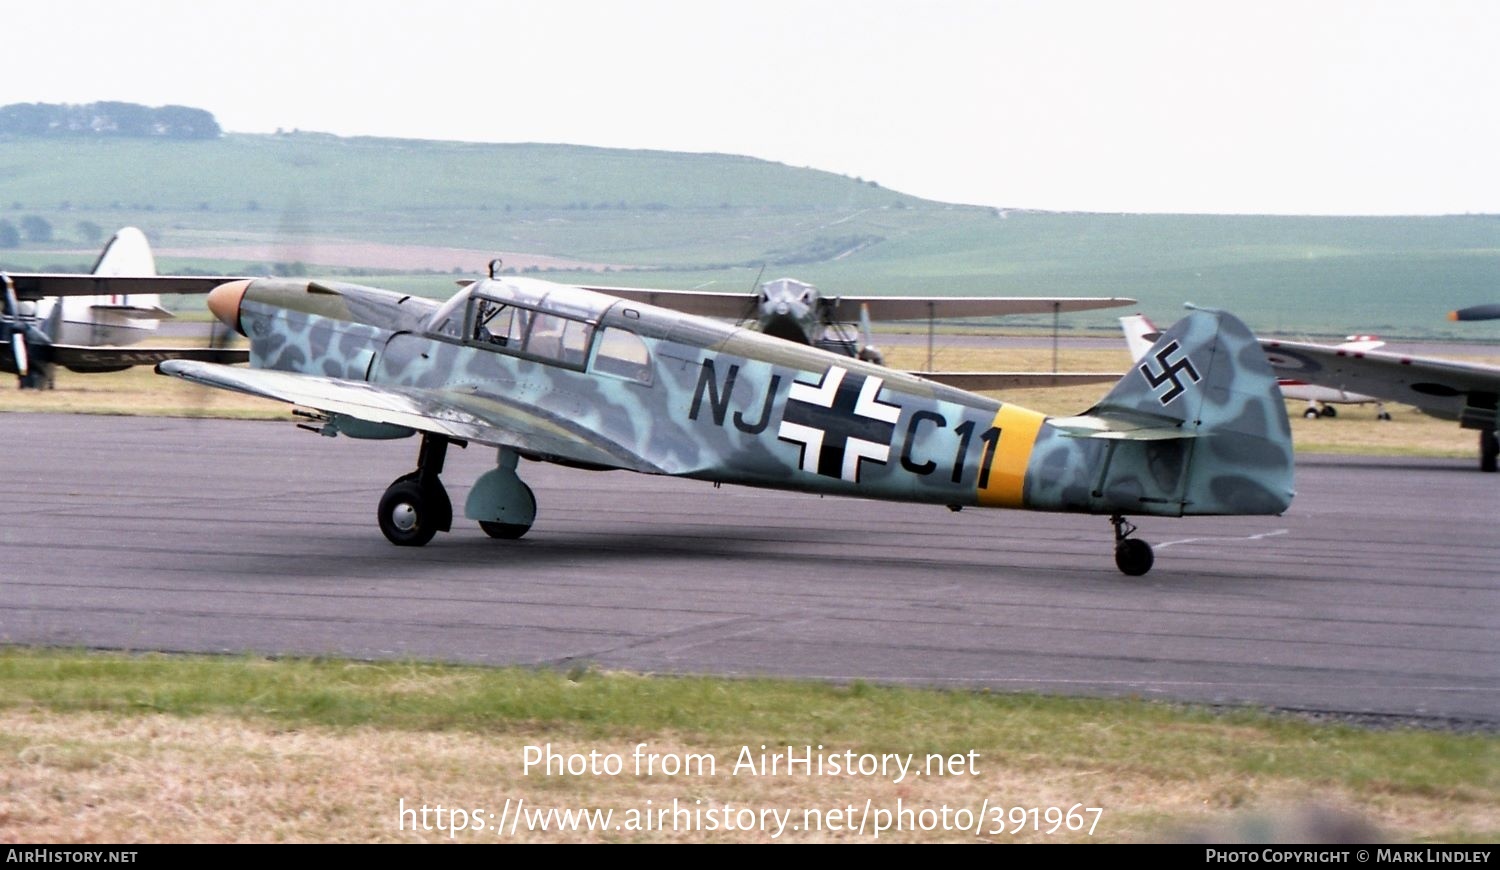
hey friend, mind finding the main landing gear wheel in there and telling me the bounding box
[378,477,451,547]
[377,434,456,547]
[1302,407,1321,419]
[1111,515,1154,576]
[1482,427,1498,473]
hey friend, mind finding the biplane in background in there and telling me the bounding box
[589,275,1134,389]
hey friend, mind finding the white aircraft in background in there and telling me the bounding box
[42,227,170,345]
[1120,315,1391,419]
[1,227,246,387]
[6,227,169,388]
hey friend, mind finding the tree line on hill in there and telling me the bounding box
[0,102,220,139]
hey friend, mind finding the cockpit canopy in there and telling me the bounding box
[425,277,650,382]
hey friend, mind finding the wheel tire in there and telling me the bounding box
[378,478,441,546]
[1114,538,1154,576]
[1377,411,1392,421]
[479,520,531,539]
[1320,405,1338,418]
[1482,428,1498,473]
[1303,407,1320,419]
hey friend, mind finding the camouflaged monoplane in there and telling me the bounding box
[141,270,1295,575]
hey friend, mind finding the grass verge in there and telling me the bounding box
[0,649,1493,843]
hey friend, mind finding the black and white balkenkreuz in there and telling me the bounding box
[777,365,901,483]
[1138,340,1202,405]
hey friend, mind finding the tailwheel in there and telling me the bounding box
[1111,515,1154,576]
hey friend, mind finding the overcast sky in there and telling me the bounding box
[6,0,1498,215]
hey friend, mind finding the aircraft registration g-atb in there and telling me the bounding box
[139,271,1295,576]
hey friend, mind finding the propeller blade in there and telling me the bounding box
[857,302,885,365]
[11,332,28,377]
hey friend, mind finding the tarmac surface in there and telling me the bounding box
[1,413,1495,725]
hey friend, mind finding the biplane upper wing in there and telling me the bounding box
[582,283,1135,322]
[156,360,666,474]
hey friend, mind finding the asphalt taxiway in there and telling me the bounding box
[1,414,1495,724]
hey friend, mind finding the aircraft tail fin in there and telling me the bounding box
[1040,307,1294,516]
[91,227,158,277]
[1118,313,1161,362]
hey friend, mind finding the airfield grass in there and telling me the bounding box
[0,649,1494,843]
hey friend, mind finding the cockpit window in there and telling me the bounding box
[461,292,595,371]
[472,299,521,346]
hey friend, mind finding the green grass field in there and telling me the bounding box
[0,649,1494,843]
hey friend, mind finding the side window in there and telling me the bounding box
[592,327,652,384]
[558,319,593,367]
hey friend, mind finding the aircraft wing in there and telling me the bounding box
[826,295,1136,321]
[914,371,1122,390]
[582,284,1134,322]
[48,344,249,373]
[1259,339,1500,428]
[156,360,667,474]
[3,274,243,299]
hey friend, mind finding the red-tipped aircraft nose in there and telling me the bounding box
[207,279,251,335]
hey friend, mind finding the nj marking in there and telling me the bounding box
[1139,340,1201,405]
[777,366,901,483]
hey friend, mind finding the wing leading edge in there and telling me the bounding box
[155,360,666,474]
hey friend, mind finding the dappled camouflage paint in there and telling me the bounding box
[1022,309,1295,516]
[220,276,1292,517]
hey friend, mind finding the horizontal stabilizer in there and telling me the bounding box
[1048,410,1200,441]
[88,304,176,319]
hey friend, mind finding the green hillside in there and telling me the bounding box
[1,132,1496,339]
